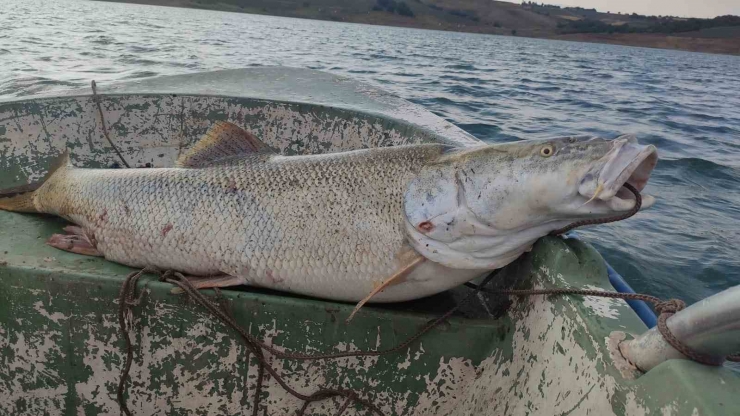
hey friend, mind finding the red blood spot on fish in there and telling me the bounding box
[417,221,434,233]
[98,209,108,222]
[266,269,283,284]
[161,223,173,237]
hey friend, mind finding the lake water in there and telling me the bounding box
[1,0,739,305]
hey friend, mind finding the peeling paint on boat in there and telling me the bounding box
[415,357,478,415]
[453,276,621,415]
[607,331,641,380]
[0,86,477,188]
[583,284,622,319]
[32,301,68,324]
[0,329,68,414]
[623,391,650,416]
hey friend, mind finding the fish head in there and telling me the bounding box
[404,135,658,270]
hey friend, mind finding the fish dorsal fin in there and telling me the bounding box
[176,121,273,168]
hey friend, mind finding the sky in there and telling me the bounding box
[512,0,740,19]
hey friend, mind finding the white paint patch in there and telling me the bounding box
[448,269,621,416]
[397,348,412,370]
[74,318,121,415]
[0,327,68,414]
[624,391,650,416]
[582,284,623,319]
[32,301,68,324]
[414,343,425,360]
[607,332,641,380]
[414,357,477,415]
[661,401,679,416]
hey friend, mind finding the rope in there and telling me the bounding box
[550,182,642,236]
[116,267,156,416]
[115,269,498,416]
[91,80,130,168]
[334,397,354,416]
[464,283,740,365]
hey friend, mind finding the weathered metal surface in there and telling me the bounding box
[1,68,739,415]
[621,285,740,371]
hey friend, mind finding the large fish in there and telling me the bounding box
[0,122,657,305]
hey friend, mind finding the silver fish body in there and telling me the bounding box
[0,123,658,303]
[26,144,483,302]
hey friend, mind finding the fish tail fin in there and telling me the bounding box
[0,150,71,213]
[0,189,38,212]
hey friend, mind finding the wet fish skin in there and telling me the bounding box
[21,143,482,302]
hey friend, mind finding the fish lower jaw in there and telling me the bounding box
[579,172,656,213]
[579,139,657,209]
[606,185,656,211]
[594,182,656,212]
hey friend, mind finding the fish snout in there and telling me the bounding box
[578,136,658,211]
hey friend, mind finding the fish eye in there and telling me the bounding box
[540,145,554,157]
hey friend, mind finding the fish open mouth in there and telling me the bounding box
[581,135,658,211]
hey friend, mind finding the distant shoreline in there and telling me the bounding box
[550,33,740,56]
[94,0,740,56]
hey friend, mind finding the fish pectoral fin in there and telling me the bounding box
[346,255,425,323]
[176,121,275,168]
[47,226,102,257]
[170,274,247,294]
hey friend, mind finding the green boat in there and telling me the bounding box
[1,67,738,415]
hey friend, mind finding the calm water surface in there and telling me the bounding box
[2,0,739,305]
